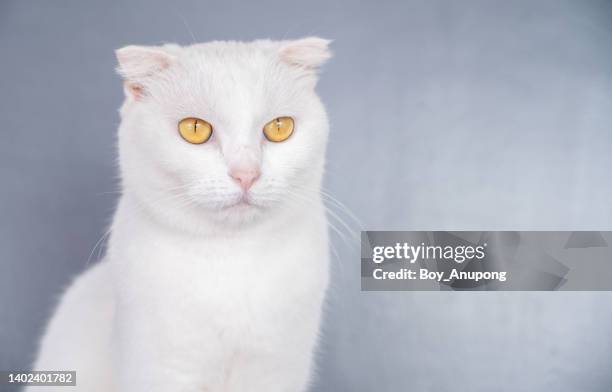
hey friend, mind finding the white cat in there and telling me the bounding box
[29,37,332,392]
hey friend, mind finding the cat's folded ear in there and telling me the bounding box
[115,44,178,100]
[279,37,332,72]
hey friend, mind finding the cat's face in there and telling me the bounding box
[115,38,331,229]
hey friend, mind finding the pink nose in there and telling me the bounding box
[230,168,260,191]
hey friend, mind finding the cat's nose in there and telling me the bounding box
[229,168,260,191]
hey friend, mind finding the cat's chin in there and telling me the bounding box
[219,200,259,215]
[211,201,266,226]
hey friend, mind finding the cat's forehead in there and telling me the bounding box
[164,42,298,120]
[179,41,279,80]
[187,40,277,59]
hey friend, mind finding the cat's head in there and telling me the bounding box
[115,38,331,231]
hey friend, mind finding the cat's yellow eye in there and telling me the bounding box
[178,117,213,144]
[263,117,294,142]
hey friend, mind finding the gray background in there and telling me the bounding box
[1,0,612,391]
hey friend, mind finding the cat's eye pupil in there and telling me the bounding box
[178,117,213,144]
[263,116,294,142]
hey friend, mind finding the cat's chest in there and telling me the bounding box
[111,220,328,308]
[109,211,329,353]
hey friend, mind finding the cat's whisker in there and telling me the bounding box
[176,12,198,45]
[319,188,364,229]
[323,205,359,242]
[290,185,360,243]
[86,227,113,266]
[281,188,354,275]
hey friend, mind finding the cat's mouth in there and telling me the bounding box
[221,194,258,211]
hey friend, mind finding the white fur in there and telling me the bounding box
[30,38,332,392]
